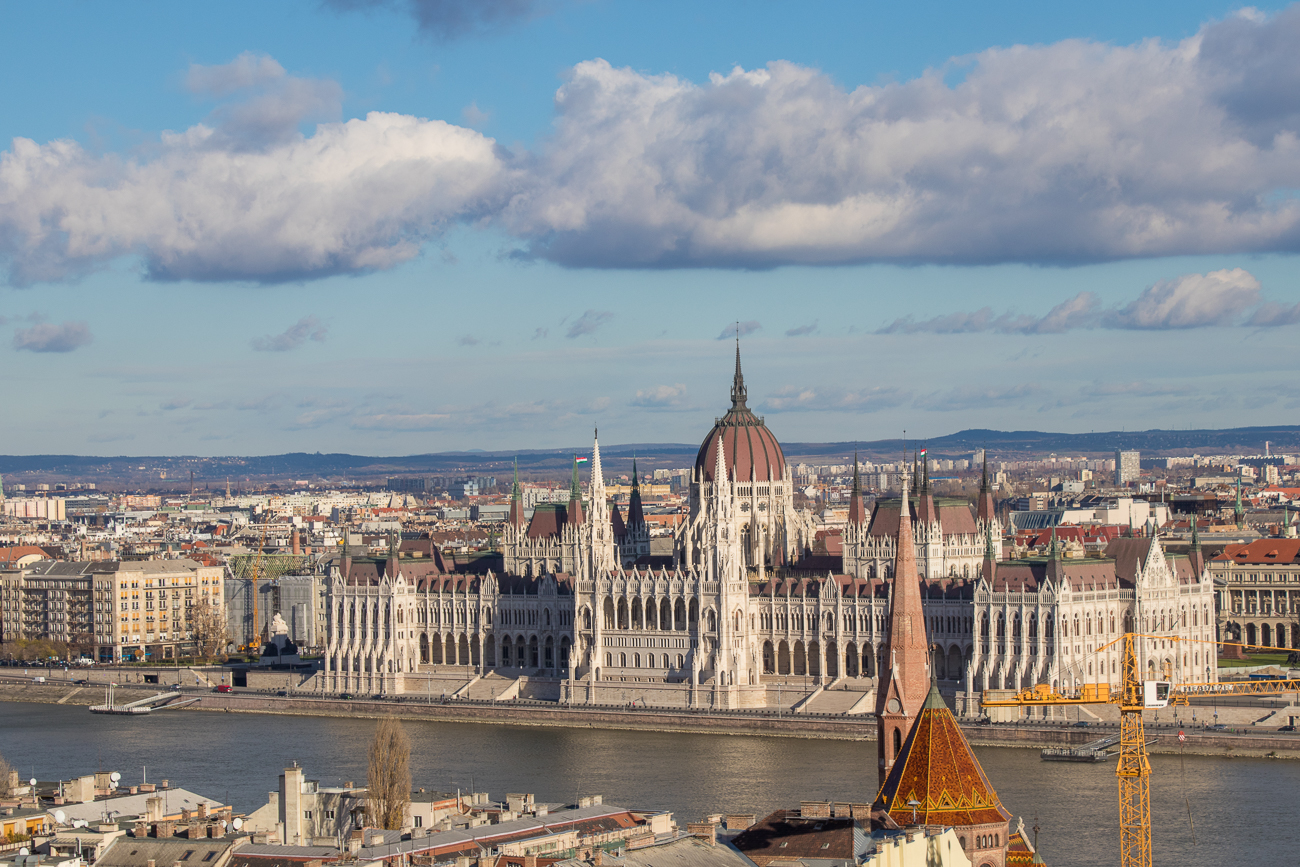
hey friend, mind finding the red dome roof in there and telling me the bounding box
[694,347,786,483]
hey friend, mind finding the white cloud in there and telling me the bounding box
[785,321,817,337]
[566,309,614,338]
[631,383,688,409]
[9,8,1300,284]
[762,385,909,413]
[879,269,1300,333]
[1248,300,1300,326]
[505,8,1300,267]
[12,321,92,352]
[717,320,761,340]
[185,52,286,97]
[1105,268,1260,329]
[878,293,1102,334]
[913,383,1043,412]
[251,316,329,351]
[0,73,512,284]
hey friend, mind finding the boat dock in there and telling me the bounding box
[89,684,199,715]
[1041,734,1120,762]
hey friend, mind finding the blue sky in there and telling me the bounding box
[2,0,1299,456]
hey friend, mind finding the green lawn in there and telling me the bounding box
[1219,651,1294,668]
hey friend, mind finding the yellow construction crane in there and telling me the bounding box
[982,633,1300,867]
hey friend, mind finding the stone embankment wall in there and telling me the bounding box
[3,678,1298,759]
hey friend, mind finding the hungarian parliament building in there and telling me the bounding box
[321,349,1218,714]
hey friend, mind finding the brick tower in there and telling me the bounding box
[875,482,931,788]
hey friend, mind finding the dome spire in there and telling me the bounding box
[731,330,748,409]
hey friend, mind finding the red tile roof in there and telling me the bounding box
[1215,539,1300,565]
[875,683,1013,829]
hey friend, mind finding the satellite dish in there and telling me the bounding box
[74,820,88,828]
[18,849,28,857]
[29,778,37,787]
[109,772,121,782]
[55,810,66,824]
[232,818,243,831]
[220,820,228,829]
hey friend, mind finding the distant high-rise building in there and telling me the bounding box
[386,476,426,493]
[1115,449,1140,485]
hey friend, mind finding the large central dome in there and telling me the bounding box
[694,346,787,483]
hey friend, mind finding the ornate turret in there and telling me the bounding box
[981,524,997,584]
[628,458,646,529]
[977,450,995,525]
[875,481,930,787]
[847,452,866,526]
[1235,476,1245,530]
[340,536,352,580]
[508,458,526,529]
[567,457,585,526]
[385,530,400,579]
[1045,524,1063,583]
[1188,515,1205,576]
[730,339,747,409]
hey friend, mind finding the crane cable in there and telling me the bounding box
[1180,738,1197,845]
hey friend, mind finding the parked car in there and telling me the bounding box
[1279,724,1296,732]
[276,690,288,697]
[339,693,354,700]
[214,684,232,693]
[1210,723,1228,731]
[33,676,46,683]
[1072,720,1090,727]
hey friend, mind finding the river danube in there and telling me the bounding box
[3,702,1292,866]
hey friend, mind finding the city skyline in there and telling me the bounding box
[3,1,1300,455]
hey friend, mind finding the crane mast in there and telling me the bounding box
[983,632,1300,867]
[1116,633,1151,867]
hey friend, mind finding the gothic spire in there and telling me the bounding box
[628,457,646,528]
[730,336,748,410]
[567,456,585,525]
[1235,476,1245,529]
[508,458,525,528]
[980,449,989,494]
[981,524,997,584]
[876,459,928,787]
[848,450,866,526]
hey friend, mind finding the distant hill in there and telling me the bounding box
[1,426,1296,481]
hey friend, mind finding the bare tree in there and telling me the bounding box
[366,717,411,830]
[0,750,13,798]
[190,597,229,662]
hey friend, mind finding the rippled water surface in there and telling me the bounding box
[3,702,1293,867]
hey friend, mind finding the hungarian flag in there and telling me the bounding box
[575,456,589,464]
[919,448,927,457]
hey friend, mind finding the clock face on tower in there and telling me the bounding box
[887,697,901,713]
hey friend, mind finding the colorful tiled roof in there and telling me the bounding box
[874,682,1013,829]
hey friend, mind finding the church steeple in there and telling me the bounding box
[876,477,930,787]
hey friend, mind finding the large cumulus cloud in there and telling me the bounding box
[506,9,1300,267]
[0,59,513,284]
[5,7,1300,284]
